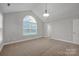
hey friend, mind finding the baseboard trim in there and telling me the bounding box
[50,37,79,45]
[3,36,43,46]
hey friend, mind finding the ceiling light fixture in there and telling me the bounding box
[43,10,49,17]
[43,3,49,17]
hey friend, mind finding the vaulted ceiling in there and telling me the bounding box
[0,3,79,22]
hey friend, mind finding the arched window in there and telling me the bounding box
[23,16,37,35]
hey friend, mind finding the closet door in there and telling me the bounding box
[0,13,2,44]
[0,13,3,51]
[73,19,79,44]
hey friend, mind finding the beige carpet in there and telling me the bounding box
[0,37,79,56]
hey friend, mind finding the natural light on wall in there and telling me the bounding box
[47,24,51,37]
[23,16,37,35]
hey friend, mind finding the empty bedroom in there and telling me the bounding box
[0,3,79,56]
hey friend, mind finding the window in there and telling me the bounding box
[23,16,37,35]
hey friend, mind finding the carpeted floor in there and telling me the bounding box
[0,37,79,56]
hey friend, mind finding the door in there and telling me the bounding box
[73,19,79,43]
[0,13,3,51]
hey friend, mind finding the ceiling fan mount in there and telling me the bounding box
[7,3,11,6]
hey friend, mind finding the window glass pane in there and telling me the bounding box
[32,29,37,32]
[31,23,37,29]
[32,25,37,29]
[23,16,37,35]
[23,22,30,29]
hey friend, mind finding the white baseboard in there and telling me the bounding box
[3,36,43,46]
[50,37,79,45]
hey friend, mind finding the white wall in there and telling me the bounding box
[43,23,51,37]
[48,19,73,42]
[43,23,48,37]
[44,18,79,45]
[3,11,44,44]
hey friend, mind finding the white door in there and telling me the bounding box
[0,13,3,51]
[0,13,2,44]
[73,19,79,43]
